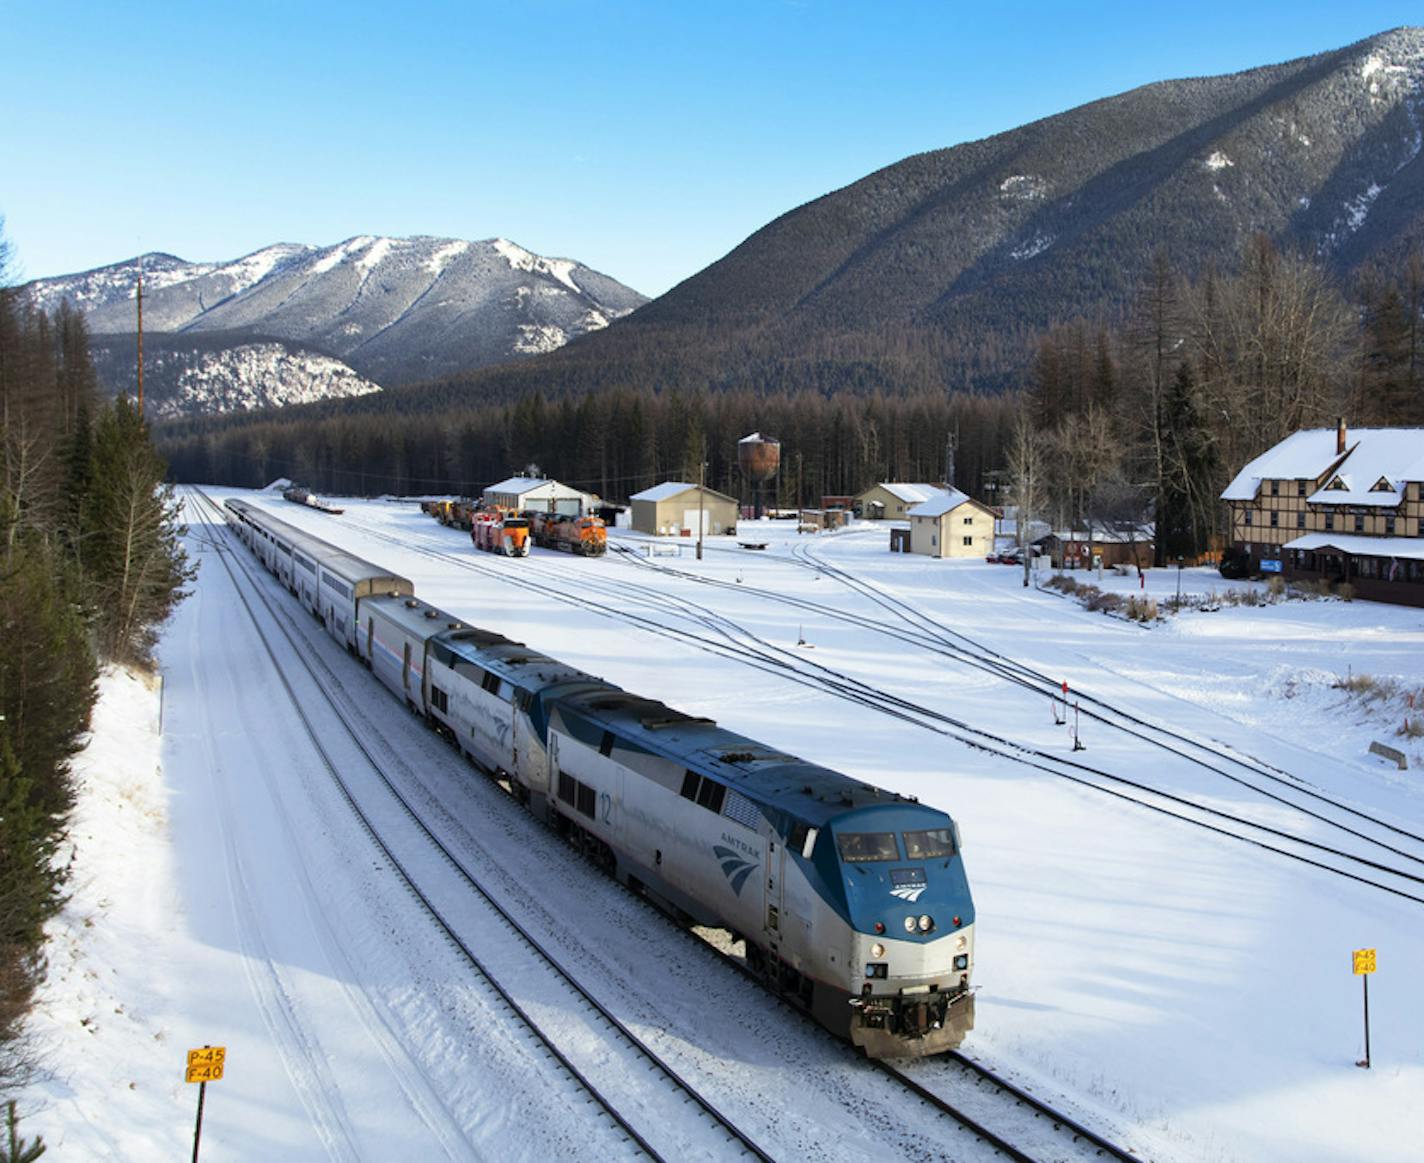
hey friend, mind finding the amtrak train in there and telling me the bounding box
[223,496,976,1056]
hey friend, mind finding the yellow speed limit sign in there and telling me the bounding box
[1352,948,1376,975]
[185,1045,227,1084]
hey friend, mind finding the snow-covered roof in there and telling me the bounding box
[738,431,778,444]
[907,488,976,519]
[485,476,585,497]
[1221,428,1424,502]
[1283,533,1424,561]
[630,481,697,502]
[1046,523,1155,544]
[873,482,946,504]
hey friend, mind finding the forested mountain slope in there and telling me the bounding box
[397,26,1424,407]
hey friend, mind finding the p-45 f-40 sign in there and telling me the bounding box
[185,1045,226,1084]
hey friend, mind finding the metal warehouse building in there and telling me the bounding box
[482,476,594,515]
[629,482,739,537]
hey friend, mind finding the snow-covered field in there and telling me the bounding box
[18,490,1424,1161]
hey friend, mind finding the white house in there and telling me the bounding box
[907,489,997,558]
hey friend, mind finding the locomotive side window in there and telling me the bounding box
[482,671,500,694]
[903,828,955,860]
[680,771,700,801]
[696,779,726,814]
[836,832,899,863]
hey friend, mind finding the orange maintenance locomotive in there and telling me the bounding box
[471,510,531,556]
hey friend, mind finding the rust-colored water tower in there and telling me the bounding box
[738,431,781,518]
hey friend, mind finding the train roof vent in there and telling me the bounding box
[719,751,757,766]
[642,714,715,730]
[423,609,440,619]
[404,598,419,608]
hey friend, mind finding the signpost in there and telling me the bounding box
[1352,949,1375,1068]
[185,1045,226,1160]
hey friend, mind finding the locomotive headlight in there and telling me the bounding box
[903,916,917,933]
[918,914,934,933]
[955,935,968,952]
[954,954,969,971]
[871,942,885,959]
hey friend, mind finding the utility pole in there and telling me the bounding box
[697,460,706,561]
[136,255,144,416]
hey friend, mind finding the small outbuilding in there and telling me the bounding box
[855,482,947,520]
[906,490,997,558]
[482,476,594,515]
[1040,525,1155,570]
[629,482,739,537]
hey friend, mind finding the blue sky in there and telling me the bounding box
[4,2,1420,296]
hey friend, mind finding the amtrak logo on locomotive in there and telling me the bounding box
[713,845,760,896]
[890,867,928,904]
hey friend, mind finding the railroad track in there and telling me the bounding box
[202,493,1156,1161]
[263,503,1424,905]
[186,491,772,1162]
[590,532,1424,904]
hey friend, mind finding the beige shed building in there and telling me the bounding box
[629,482,739,537]
[907,490,997,558]
[855,482,947,520]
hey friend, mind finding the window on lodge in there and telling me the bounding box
[1269,512,1278,528]
[1354,514,1365,533]
[1325,512,1334,531]
[962,536,973,546]
[1296,513,1305,529]
[1270,480,1279,496]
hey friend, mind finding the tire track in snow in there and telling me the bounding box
[215,595,479,1160]
[185,571,365,1161]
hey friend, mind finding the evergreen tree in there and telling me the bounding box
[0,731,67,1054]
[80,396,193,664]
[0,543,95,816]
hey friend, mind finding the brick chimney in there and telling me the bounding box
[1336,417,1347,455]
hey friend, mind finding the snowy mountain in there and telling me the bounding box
[88,334,382,421]
[24,235,646,416]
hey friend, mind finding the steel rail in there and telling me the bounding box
[190,491,772,1162]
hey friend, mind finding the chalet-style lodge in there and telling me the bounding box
[1220,421,1424,607]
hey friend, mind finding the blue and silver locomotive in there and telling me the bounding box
[225,496,976,1055]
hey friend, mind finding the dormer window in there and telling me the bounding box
[1327,477,1347,491]
[1370,476,1393,493]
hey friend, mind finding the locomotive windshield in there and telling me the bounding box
[836,832,900,863]
[903,828,956,860]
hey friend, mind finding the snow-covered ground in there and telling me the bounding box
[18,493,1424,1161]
